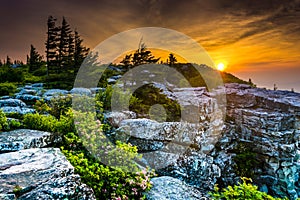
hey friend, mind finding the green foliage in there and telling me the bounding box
[0,65,24,83]
[23,113,58,132]
[61,110,155,199]
[13,185,23,198]
[48,95,72,119]
[0,109,8,131]
[96,85,142,112]
[62,147,154,200]
[210,177,287,200]
[5,112,24,120]
[28,44,43,72]
[7,119,22,130]
[21,105,154,199]
[23,72,45,83]
[0,82,17,96]
[34,99,51,114]
[131,84,181,121]
[233,143,262,178]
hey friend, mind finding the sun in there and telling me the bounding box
[217,62,226,71]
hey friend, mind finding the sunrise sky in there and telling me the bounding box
[0,0,300,91]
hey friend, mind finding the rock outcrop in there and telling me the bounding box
[113,83,300,199]
[213,83,300,199]
[0,148,95,199]
[146,176,207,200]
[0,99,35,115]
[0,129,59,153]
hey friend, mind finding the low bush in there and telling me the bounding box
[0,109,8,131]
[210,177,288,200]
[7,119,22,130]
[23,113,58,132]
[64,110,155,199]
[0,82,17,96]
[22,107,155,200]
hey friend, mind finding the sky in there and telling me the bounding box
[0,0,300,91]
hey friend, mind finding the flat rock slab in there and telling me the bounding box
[0,148,74,194]
[146,176,205,200]
[0,129,58,153]
[18,174,96,200]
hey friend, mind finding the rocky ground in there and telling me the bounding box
[0,82,299,199]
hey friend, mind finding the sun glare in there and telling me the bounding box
[217,62,226,71]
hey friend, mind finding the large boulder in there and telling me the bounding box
[214,83,300,199]
[0,148,73,194]
[0,129,59,153]
[105,111,137,128]
[0,148,95,199]
[18,174,95,200]
[70,88,92,96]
[0,99,35,115]
[15,94,41,105]
[116,118,223,153]
[0,99,26,108]
[43,89,69,101]
[146,176,206,200]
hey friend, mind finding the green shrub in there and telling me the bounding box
[61,110,155,199]
[33,99,51,114]
[0,65,24,83]
[5,112,24,120]
[7,119,22,130]
[210,177,287,200]
[22,105,155,200]
[47,95,72,119]
[0,82,17,96]
[23,113,58,132]
[0,109,8,131]
[233,143,263,179]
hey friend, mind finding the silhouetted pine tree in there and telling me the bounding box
[74,30,89,76]
[168,53,177,66]
[120,54,132,70]
[6,56,12,66]
[131,39,160,67]
[29,45,43,72]
[58,17,72,71]
[66,34,75,69]
[45,16,60,75]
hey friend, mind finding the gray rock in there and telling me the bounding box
[105,111,137,128]
[16,94,41,104]
[0,129,59,153]
[0,194,15,200]
[18,174,96,200]
[17,89,37,95]
[146,176,206,200]
[70,88,92,96]
[0,107,35,115]
[116,119,222,153]
[43,89,69,98]
[0,148,95,199]
[90,87,105,94]
[31,83,43,88]
[0,96,11,100]
[0,148,73,194]
[0,99,26,107]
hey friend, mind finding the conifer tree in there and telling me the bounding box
[6,56,12,66]
[74,30,89,76]
[131,39,160,67]
[45,15,60,75]
[29,44,43,72]
[58,17,72,70]
[168,53,177,66]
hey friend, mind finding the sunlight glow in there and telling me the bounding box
[217,62,226,71]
